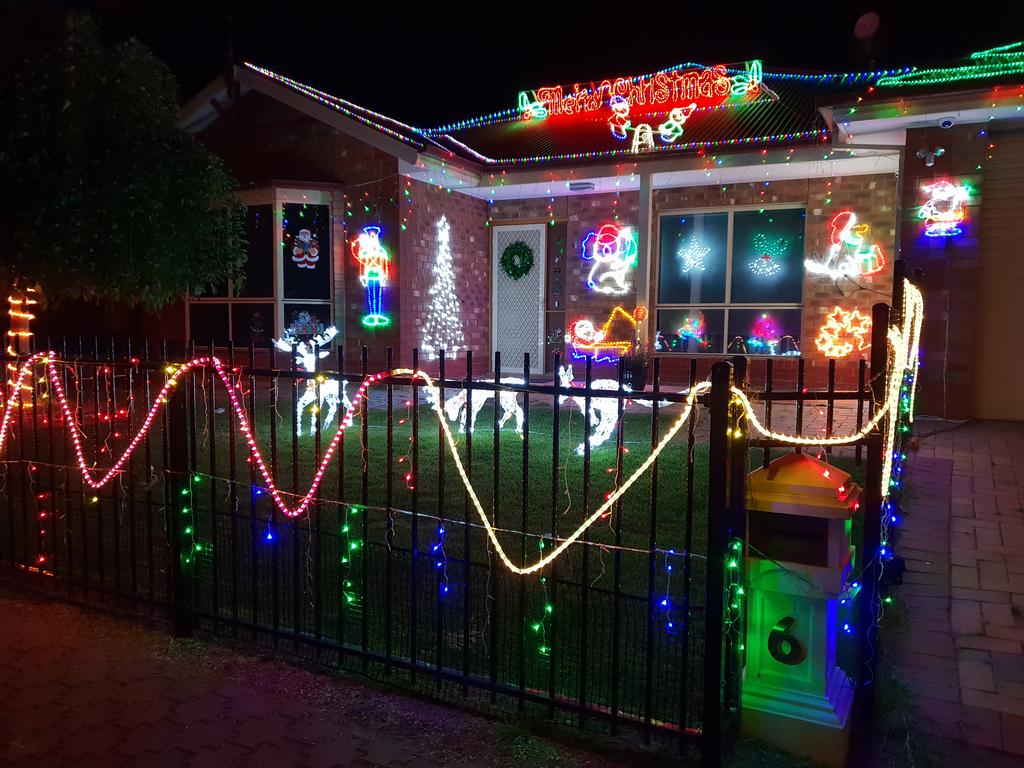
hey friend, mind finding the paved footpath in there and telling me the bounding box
[0,585,632,768]
[900,421,1024,755]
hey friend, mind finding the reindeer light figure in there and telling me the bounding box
[273,326,351,436]
[426,378,526,436]
[557,365,668,455]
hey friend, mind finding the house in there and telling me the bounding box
[178,43,1024,420]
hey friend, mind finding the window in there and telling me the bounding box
[655,206,805,355]
[187,189,335,345]
[188,204,275,345]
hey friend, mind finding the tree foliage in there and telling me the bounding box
[0,10,245,309]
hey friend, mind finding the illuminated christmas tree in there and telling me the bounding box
[421,216,465,359]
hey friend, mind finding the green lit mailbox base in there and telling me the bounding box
[741,452,860,768]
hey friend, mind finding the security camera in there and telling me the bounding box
[938,116,956,129]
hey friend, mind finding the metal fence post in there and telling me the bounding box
[167,371,192,638]
[702,360,732,768]
[858,302,890,733]
[725,356,748,731]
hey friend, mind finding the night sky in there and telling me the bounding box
[56,1,1024,126]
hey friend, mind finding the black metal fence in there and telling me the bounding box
[0,318,889,763]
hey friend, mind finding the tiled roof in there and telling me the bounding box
[240,42,1024,170]
[424,75,847,166]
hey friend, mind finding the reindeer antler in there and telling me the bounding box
[311,326,338,348]
[273,327,303,355]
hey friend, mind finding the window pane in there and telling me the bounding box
[726,308,802,356]
[189,303,229,346]
[283,303,333,339]
[730,208,805,304]
[239,205,274,297]
[657,212,728,304]
[231,303,274,346]
[282,203,331,300]
[655,309,724,353]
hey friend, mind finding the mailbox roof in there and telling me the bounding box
[746,452,861,520]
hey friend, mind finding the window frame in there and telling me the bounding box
[653,202,806,356]
[187,187,335,344]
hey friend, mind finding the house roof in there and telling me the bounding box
[180,42,1024,173]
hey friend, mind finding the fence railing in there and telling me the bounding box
[0,318,890,763]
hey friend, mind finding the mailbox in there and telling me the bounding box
[741,451,859,768]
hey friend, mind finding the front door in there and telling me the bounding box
[492,224,546,375]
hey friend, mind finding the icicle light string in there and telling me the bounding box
[0,286,921,576]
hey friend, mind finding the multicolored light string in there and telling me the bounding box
[0,282,920,577]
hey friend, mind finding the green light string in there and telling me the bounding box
[528,541,554,658]
[181,473,203,565]
[341,504,364,608]
[876,42,1024,87]
[725,539,744,651]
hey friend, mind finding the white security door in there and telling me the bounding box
[492,224,546,375]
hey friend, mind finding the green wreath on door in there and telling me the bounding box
[499,241,534,280]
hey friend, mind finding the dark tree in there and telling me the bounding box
[0,9,245,313]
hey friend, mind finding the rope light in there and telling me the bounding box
[0,283,921,575]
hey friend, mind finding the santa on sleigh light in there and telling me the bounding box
[565,306,644,363]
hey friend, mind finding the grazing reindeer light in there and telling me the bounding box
[273,326,351,436]
[425,378,526,436]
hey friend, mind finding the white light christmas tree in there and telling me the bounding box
[421,216,465,359]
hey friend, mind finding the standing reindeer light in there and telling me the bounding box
[273,326,351,436]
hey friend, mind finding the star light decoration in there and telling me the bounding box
[677,238,712,273]
[815,306,872,358]
[748,233,788,277]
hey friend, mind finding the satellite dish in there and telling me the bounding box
[854,11,880,41]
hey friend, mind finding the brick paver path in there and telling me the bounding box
[0,585,630,768]
[901,421,1024,754]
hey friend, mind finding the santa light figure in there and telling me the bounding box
[919,180,969,237]
[581,224,638,295]
[351,225,391,328]
[805,210,886,279]
[565,306,642,363]
[292,228,320,269]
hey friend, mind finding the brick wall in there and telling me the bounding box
[490,175,898,387]
[900,125,987,419]
[399,179,490,375]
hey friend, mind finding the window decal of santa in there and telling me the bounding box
[291,228,320,270]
